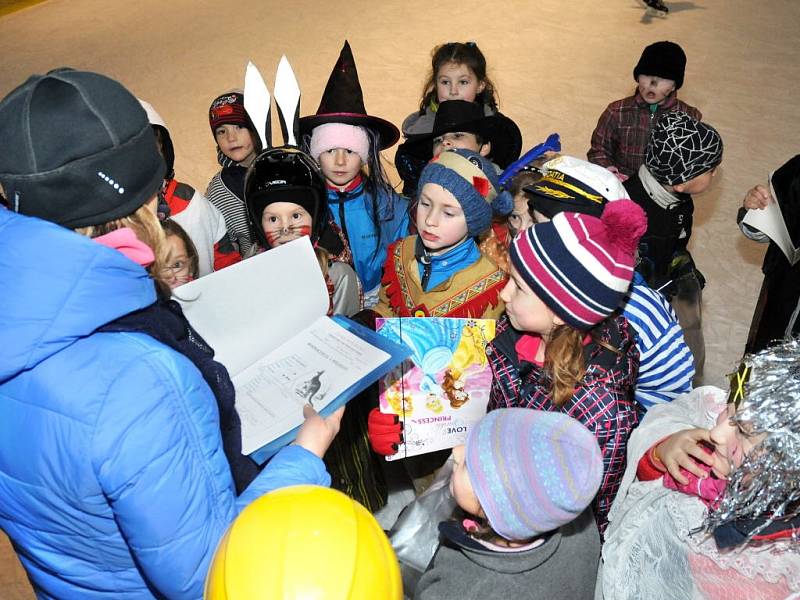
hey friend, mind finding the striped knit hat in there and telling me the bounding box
[466,409,602,541]
[510,199,647,329]
[417,148,513,237]
[208,91,252,132]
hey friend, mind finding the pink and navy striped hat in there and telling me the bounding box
[509,199,647,330]
[466,408,602,541]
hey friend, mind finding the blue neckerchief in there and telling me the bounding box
[417,237,480,292]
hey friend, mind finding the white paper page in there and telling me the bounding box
[742,180,800,265]
[234,315,390,454]
[175,237,329,376]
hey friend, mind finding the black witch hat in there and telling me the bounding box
[298,41,400,150]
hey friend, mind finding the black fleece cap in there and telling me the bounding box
[633,41,687,90]
[0,68,164,228]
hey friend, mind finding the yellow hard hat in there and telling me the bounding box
[205,485,402,600]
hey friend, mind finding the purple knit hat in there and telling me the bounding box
[466,409,603,541]
[509,199,647,330]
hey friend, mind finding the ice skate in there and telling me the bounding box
[644,0,669,12]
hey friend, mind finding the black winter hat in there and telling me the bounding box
[645,111,723,185]
[633,41,687,89]
[0,68,165,229]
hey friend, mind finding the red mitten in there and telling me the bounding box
[367,408,403,456]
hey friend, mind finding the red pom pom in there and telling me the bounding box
[472,176,490,198]
[601,199,648,255]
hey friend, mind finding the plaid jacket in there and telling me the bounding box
[487,315,640,536]
[588,91,702,178]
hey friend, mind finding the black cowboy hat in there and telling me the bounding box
[298,41,400,150]
[400,99,522,169]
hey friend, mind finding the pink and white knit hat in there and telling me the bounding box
[509,199,647,330]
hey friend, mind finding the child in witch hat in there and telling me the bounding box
[299,41,409,308]
[396,99,522,197]
[588,41,702,180]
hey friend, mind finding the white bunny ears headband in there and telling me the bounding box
[243,56,301,150]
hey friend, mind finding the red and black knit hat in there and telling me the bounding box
[208,91,253,133]
[298,41,400,150]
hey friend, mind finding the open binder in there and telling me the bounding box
[176,237,409,463]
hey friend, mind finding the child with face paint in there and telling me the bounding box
[588,41,702,180]
[600,340,800,600]
[415,409,603,600]
[245,147,361,317]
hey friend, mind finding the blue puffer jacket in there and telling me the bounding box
[326,180,409,296]
[0,210,330,599]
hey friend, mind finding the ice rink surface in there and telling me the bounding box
[1,0,799,593]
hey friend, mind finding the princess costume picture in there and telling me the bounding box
[376,317,495,459]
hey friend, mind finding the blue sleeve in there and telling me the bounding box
[236,445,330,507]
[92,345,330,598]
[622,283,695,409]
[381,189,411,241]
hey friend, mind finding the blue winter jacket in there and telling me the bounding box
[326,180,409,295]
[0,210,330,599]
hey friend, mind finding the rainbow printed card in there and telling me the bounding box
[376,317,496,460]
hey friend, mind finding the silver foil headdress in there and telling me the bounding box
[705,338,800,540]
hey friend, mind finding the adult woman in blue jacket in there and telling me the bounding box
[0,69,342,599]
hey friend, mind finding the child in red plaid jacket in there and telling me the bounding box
[486,198,647,537]
[588,41,701,180]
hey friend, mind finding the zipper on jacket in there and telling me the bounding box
[336,192,349,241]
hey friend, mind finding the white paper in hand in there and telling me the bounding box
[175,237,328,376]
[742,179,800,265]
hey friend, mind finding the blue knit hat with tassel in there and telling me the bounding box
[417,148,513,237]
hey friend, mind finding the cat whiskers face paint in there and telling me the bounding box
[260,202,313,247]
